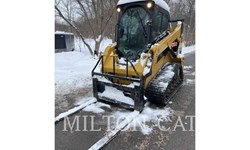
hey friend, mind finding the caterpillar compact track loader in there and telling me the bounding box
[92,0,184,112]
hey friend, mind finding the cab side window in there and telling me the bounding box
[152,11,169,40]
[161,13,168,32]
[152,12,163,39]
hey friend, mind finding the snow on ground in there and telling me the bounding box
[184,65,193,70]
[185,79,195,85]
[55,52,97,95]
[182,45,195,55]
[183,65,193,74]
[74,37,112,54]
[79,101,174,135]
[55,38,112,95]
[183,65,195,76]
[55,97,97,122]
[83,102,111,113]
[111,103,174,135]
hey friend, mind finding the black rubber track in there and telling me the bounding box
[145,63,184,105]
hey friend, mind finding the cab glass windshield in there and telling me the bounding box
[117,7,150,60]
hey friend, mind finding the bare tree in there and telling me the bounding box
[55,0,195,56]
[75,0,117,55]
[55,0,94,55]
[55,0,117,56]
[166,0,195,45]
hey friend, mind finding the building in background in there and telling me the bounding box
[55,31,75,53]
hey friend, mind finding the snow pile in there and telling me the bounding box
[117,0,170,12]
[118,57,139,67]
[98,86,134,106]
[112,103,174,135]
[118,57,127,65]
[55,52,97,94]
[83,102,111,113]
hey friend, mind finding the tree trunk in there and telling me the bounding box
[94,39,102,56]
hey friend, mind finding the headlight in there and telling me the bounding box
[117,7,121,12]
[147,1,153,8]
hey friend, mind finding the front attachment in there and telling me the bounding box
[92,77,144,112]
[92,56,145,112]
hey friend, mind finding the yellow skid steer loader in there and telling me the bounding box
[92,0,184,112]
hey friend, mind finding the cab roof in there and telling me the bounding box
[117,0,170,12]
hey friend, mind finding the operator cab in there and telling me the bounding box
[116,0,170,61]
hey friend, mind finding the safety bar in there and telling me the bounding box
[169,19,184,34]
[92,55,141,79]
[169,19,184,23]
